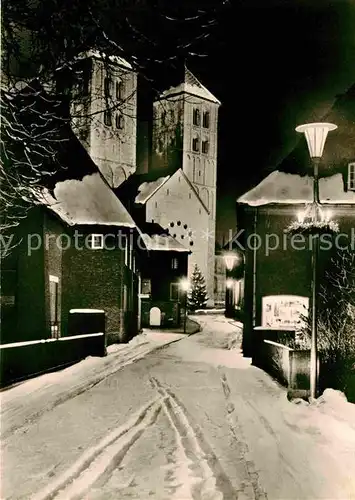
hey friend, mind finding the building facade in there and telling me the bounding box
[149,67,221,305]
[71,51,137,188]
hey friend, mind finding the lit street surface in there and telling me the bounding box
[2,315,355,500]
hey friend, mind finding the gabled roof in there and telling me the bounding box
[37,173,137,227]
[115,168,209,214]
[75,50,133,71]
[238,82,355,207]
[237,170,355,206]
[33,128,136,227]
[158,67,220,105]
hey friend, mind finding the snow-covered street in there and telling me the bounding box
[2,315,355,500]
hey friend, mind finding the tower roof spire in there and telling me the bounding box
[158,65,221,105]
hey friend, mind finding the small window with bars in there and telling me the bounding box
[348,162,355,191]
[171,257,178,270]
[90,234,104,249]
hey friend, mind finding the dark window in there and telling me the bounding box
[348,163,355,191]
[170,283,180,300]
[177,221,181,226]
[116,113,124,129]
[189,241,194,246]
[183,224,187,229]
[203,111,210,128]
[193,108,200,126]
[166,188,170,195]
[116,80,124,100]
[192,137,199,152]
[104,77,112,98]
[170,222,174,227]
[202,140,209,154]
[104,109,112,126]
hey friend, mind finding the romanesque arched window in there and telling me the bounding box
[193,108,200,126]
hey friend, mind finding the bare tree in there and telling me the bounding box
[1,0,229,234]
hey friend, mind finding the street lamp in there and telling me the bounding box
[295,122,337,399]
[180,278,190,333]
[224,252,239,272]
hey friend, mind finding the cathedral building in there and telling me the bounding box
[72,53,221,305]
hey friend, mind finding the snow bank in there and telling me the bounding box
[135,176,170,204]
[38,173,136,227]
[140,233,189,252]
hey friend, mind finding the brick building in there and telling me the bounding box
[237,84,355,357]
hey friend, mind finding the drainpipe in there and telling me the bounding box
[252,208,258,328]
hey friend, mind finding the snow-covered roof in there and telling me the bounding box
[140,233,190,252]
[76,50,133,70]
[135,176,170,204]
[159,68,220,105]
[237,171,355,206]
[36,172,136,227]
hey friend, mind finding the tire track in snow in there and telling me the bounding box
[219,370,268,500]
[150,376,237,500]
[31,397,163,500]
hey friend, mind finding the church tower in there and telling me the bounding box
[70,51,137,187]
[152,67,221,304]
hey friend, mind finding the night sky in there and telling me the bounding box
[180,0,355,243]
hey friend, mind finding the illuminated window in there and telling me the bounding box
[90,234,104,249]
[141,279,151,296]
[203,111,210,128]
[171,257,178,269]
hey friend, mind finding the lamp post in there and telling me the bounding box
[223,252,239,318]
[295,122,337,399]
[180,278,190,333]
